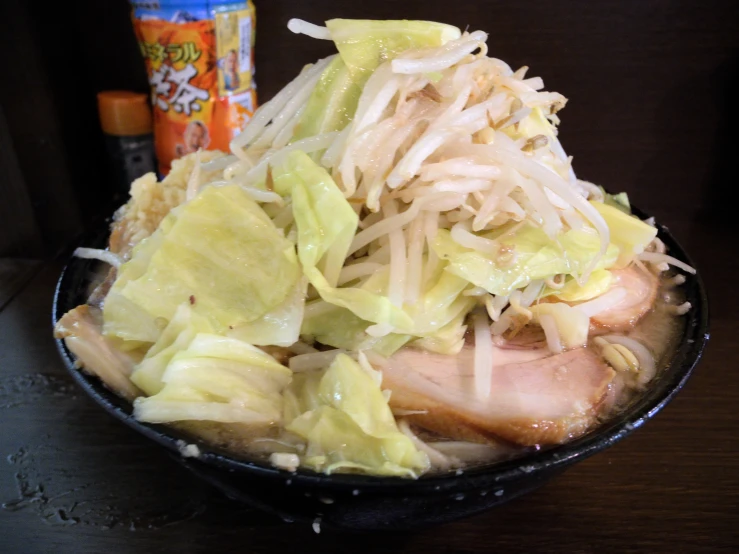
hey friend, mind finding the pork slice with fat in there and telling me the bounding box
[54,305,143,401]
[384,345,614,446]
[589,267,659,332]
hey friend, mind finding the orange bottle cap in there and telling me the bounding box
[97,91,153,136]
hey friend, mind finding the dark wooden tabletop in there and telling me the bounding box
[1,1,738,552]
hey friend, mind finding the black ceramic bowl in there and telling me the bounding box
[53,211,709,532]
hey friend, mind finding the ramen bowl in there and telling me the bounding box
[53,210,708,531]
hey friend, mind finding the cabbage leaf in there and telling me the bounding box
[134,333,292,424]
[541,269,613,303]
[431,223,619,296]
[103,185,300,345]
[300,301,411,356]
[411,307,468,355]
[228,278,308,347]
[273,151,414,330]
[291,57,361,141]
[130,304,214,396]
[326,19,461,85]
[284,353,429,477]
[591,201,657,268]
[529,302,590,350]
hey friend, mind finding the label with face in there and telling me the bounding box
[215,8,255,96]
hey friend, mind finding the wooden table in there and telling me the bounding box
[1,1,738,552]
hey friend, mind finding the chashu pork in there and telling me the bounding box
[384,345,615,446]
[54,305,142,401]
[589,266,659,332]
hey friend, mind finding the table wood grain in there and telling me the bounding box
[1,0,738,551]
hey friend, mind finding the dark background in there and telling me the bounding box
[1,0,738,258]
[0,0,738,552]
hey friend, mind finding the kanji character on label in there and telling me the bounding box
[149,65,172,111]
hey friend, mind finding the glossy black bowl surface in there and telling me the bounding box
[53,212,709,531]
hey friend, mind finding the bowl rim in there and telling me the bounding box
[53,207,709,494]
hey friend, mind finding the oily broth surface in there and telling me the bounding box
[628,278,686,367]
[588,274,686,423]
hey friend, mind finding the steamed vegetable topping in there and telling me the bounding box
[103,185,300,344]
[134,333,292,425]
[284,353,429,477]
[59,17,696,479]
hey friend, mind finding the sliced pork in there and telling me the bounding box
[384,345,614,446]
[589,267,659,332]
[54,305,142,401]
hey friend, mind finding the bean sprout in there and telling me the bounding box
[74,248,122,268]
